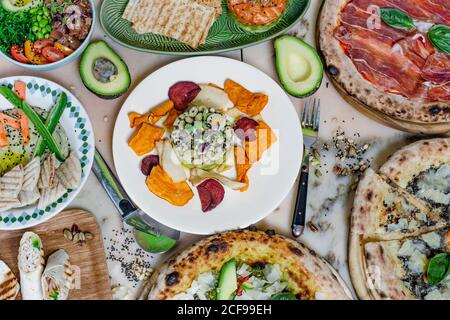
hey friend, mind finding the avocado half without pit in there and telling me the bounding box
[274,35,324,98]
[80,41,131,99]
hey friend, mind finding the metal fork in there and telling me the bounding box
[291,97,320,237]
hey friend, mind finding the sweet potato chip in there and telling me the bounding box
[234,146,252,192]
[146,165,193,206]
[129,100,174,128]
[224,79,268,116]
[128,112,144,128]
[245,121,277,164]
[128,123,165,156]
[163,108,180,127]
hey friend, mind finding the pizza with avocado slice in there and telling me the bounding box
[145,229,353,300]
[361,227,450,300]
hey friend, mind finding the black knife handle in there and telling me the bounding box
[291,161,309,237]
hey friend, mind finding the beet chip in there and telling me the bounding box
[168,81,201,111]
[141,155,159,176]
[197,179,225,212]
[234,117,258,141]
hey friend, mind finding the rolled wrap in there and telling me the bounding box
[41,249,71,300]
[18,232,45,300]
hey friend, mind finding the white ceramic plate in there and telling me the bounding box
[0,76,94,230]
[113,56,302,235]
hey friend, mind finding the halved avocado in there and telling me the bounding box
[216,259,238,300]
[80,41,131,99]
[1,0,42,12]
[274,35,324,98]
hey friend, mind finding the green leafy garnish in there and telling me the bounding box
[427,253,450,286]
[270,292,297,300]
[49,290,59,300]
[428,24,450,54]
[0,7,33,56]
[380,8,415,31]
[32,238,40,249]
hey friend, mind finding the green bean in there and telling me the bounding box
[0,86,66,161]
[34,92,68,158]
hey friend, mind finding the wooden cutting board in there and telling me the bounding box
[0,209,112,300]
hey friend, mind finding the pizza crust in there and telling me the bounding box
[318,0,450,123]
[146,229,353,300]
[380,138,450,188]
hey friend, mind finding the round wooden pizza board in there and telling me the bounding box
[315,1,450,135]
[0,209,112,300]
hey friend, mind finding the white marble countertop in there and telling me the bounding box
[0,0,430,299]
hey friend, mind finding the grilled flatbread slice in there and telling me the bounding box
[38,181,66,210]
[0,198,21,212]
[22,157,41,191]
[16,188,40,208]
[38,154,57,189]
[56,152,81,190]
[351,168,447,241]
[361,227,450,300]
[380,138,450,216]
[18,232,45,300]
[0,260,20,300]
[123,0,216,48]
[0,164,23,199]
[147,229,353,300]
[193,0,222,16]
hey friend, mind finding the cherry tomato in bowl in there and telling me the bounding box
[33,39,54,54]
[42,46,65,62]
[10,45,29,64]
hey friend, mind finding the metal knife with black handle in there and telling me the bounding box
[92,149,179,253]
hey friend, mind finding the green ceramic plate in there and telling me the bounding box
[100,0,310,55]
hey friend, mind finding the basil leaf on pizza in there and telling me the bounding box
[428,25,450,54]
[380,8,415,31]
[427,253,450,286]
[270,292,297,300]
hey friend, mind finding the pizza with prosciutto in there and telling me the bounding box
[319,0,450,123]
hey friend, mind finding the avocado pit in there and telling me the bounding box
[93,58,118,84]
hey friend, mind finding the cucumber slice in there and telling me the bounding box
[216,259,238,300]
[274,35,324,97]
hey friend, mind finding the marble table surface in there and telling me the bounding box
[0,0,434,299]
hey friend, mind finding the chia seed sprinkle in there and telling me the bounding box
[105,226,154,286]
